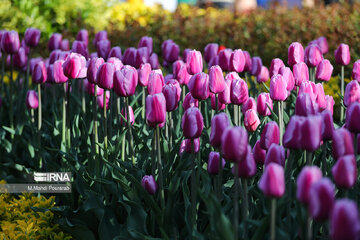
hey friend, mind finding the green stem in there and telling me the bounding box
[62,83,67,147]
[81,79,85,114]
[243,179,249,240]
[109,90,112,140]
[31,108,35,124]
[238,105,242,126]
[37,83,42,130]
[322,142,328,175]
[307,213,312,240]
[1,53,5,92]
[9,54,14,139]
[234,104,238,126]
[217,151,223,201]
[66,79,72,150]
[156,126,165,211]
[151,129,156,175]
[307,151,313,165]
[103,91,108,159]
[354,134,358,161]
[270,198,277,240]
[169,111,173,150]
[215,93,218,114]
[234,162,239,240]
[278,101,283,146]
[125,97,135,165]
[340,66,344,122]
[94,85,99,155]
[191,138,198,234]
[142,87,146,120]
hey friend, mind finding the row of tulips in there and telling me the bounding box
[1,27,360,240]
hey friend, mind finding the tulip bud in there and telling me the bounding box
[218,79,231,104]
[344,80,360,107]
[122,47,136,67]
[26,90,39,109]
[186,50,203,75]
[24,28,41,48]
[353,59,360,81]
[188,72,210,100]
[334,43,351,66]
[120,105,135,126]
[321,110,334,141]
[1,30,20,54]
[316,59,333,82]
[210,93,225,111]
[183,92,198,111]
[141,175,157,195]
[96,62,114,90]
[221,126,248,162]
[209,65,225,93]
[135,47,150,68]
[87,57,104,84]
[332,128,354,160]
[163,82,181,112]
[180,138,200,155]
[148,71,165,95]
[325,95,335,115]
[242,97,256,115]
[108,46,122,60]
[345,102,360,133]
[63,53,87,79]
[244,109,260,132]
[283,116,304,149]
[161,39,179,63]
[279,66,295,92]
[243,51,252,72]
[260,121,280,150]
[225,71,240,82]
[208,152,226,174]
[258,162,285,198]
[253,140,266,165]
[265,144,285,167]
[48,33,62,52]
[288,42,304,67]
[32,61,47,84]
[301,115,322,151]
[138,36,153,54]
[107,57,123,71]
[208,55,219,69]
[256,66,269,83]
[316,37,328,54]
[146,93,166,127]
[204,43,218,62]
[305,44,323,68]
[76,29,88,46]
[149,53,159,69]
[93,30,108,46]
[114,65,138,97]
[72,40,88,58]
[230,49,245,72]
[230,78,249,105]
[330,199,360,240]
[53,60,68,84]
[293,62,309,86]
[97,90,110,109]
[296,166,322,205]
[46,64,55,83]
[270,74,288,101]
[173,60,191,85]
[308,178,335,221]
[86,82,104,96]
[295,93,318,116]
[96,40,111,60]
[332,155,357,189]
[298,80,316,101]
[270,58,285,77]
[233,145,256,178]
[257,93,273,116]
[218,49,232,71]
[138,63,151,86]
[210,112,230,148]
[60,39,69,51]
[250,57,262,76]
[182,107,204,139]
[13,47,27,69]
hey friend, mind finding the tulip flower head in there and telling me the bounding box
[114,65,138,97]
[63,53,87,79]
[1,30,20,54]
[186,50,203,75]
[334,43,351,66]
[209,65,225,94]
[182,107,204,139]
[48,33,62,52]
[221,126,248,162]
[308,178,335,221]
[24,28,41,48]
[244,109,260,132]
[253,140,266,165]
[332,155,357,189]
[230,78,249,105]
[26,90,39,109]
[258,162,285,198]
[141,175,157,195]
[332,128,354,160]
[264,144,285,167]
[270,58,285,78]
[188,72,210,100]
[296,166,322,205]
[146,93,166,128]
[270,74,288,101]
[316,59,333,82]
[207,152,226,174]
[210,112,231,148]
[204,43,219,63]
[288,42,304,67]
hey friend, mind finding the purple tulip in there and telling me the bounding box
[256,66,269,83]
[29,57,43,74]
[332,128,354,160]
[270,58,285,78]
[173,60,191,85]
[296,166,322,205]
[258,162,285,198]
[257,92,273,116]
[122,47,137,66]
[316,37,328,54]
[161,39,179,63]
[221,126,248,162]
[53,60,68,84]
[24,28,41,48]
[135,47,150,68]
[250,56,262,76]
[244,109,260,132]
[87,57,104,84]
[180,138,200,155]
[204,43,218,62]
[316,59,333,82]
[288,42,304,67]
[96,62,115,90]
[146,93,166,128]
[76,29,88,46]
[279,66,295,92]
[46,64,55,83]
[96,40,111,60]
[332,154,357,189]
[188,72,210,100]
[48,33,62,52]
[260,121,280,150]
[163,82,181,112]
[344,80,360,107]
[32,61,47,84]
[283,116,304,149]
[1,30,20,54]
[242,97,257,115]
[108,46,122,59]
[63,53,87,79]
[325,95,335,115]
[346,102,360,133]
[182,48,191,62]
[26,90,39,109]
[218,49,232,71]
[210,112,230,148]
[265,144,285,167]
[107,57,123,71]
[141,175,157,195]
[208,152,226,175]
[60,39,69,51]
[114,65,138,96]
[321,110,334,141]
[183,93,198,111]
[301,115,322,151]
[305,44,323,68]
[138,36,153,54]
[87,82,104,96]
[330,199,360,240]
[13,47,27,69]
[93,30,108,47]
[293,62,309,86]
[182,107,204,139]
[230,78,249,105]
[225,71,240,81]
[295,93,318,116]
[233,145,256,178]
[308,178,335,221]
[218,79,231,104]
[186,50,203,75]
[148,71,165,95]
[21,39,30,55]
[298,80,316,101]
[149,53,160,69]
[253,140,266,165]
[138,63,151,86]
[334,43,351,66]
[97,90,110,109]
[72,40,88,58]
[209,65,225,94]
[243,51,252,72]
[270,74,288,101]
[230,49,245,72]
[353,60,360,83]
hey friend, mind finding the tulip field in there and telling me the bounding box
[1,27,360,240]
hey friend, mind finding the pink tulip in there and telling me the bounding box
[242,97,257,115]
[138,63,152,87]
[344,80,360,107]
[210,93,226,111]
[146,93,166,128]
[186,50,203,75]
[204,43,218,63]
[208,152,226,174]
[209,65,225,94]
[163,82,181,112]
[182,93,198,111]
[264,144,285,167]
[182,107,204,139]
[279,66,295,92]
[63,53,87,79]
[288,42,304,67]
[244,109,260,132]
[332,154,357,189]
[260,121,280,150]
[233,145,256,178]
[324,95,335,115]
[270,58,285,77]
[179,138,200,155]
[225,72,240,82]
[48,33,62,52]
[332,128,354,160]
[72,40,88,58]
[316,59,333,82]
[148,70,165,95]
[352,60,360,81]
[221,126,248,162]
[108,46,122,59]
[76,29,89,47]
[293,62,309,86]
[138,36,153,54]
[321,110,334,141]
[230,78,249,105]
[305,44,323,68]
[114,65,138,97]
[86,82,104,96]
[258,162,285,198]
[97,90,110,109]
[53,60,68,84]
[218,49,232,71]
[32,61,47,84]
[188,72,210,100]
[87,57,104,84]
[256,66,270,83]
[243,51,252,72]
[24,28,41,48]
[270,74,288,101]
[230,49,245,72]
[218,79,231,104]
[296,166,322,205]
[141,175,157,195]
[334,43,351,66]
[316,37,329,54]
[257,93,273,116]
[295,93,318,116]
[96,39,111,60]
[107,57,123,71]
[93,31,108,47]
[250,56,262,76]
[253,140,266,165]
[26,90,39,109]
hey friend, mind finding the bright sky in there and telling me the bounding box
[144,0,178,11]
